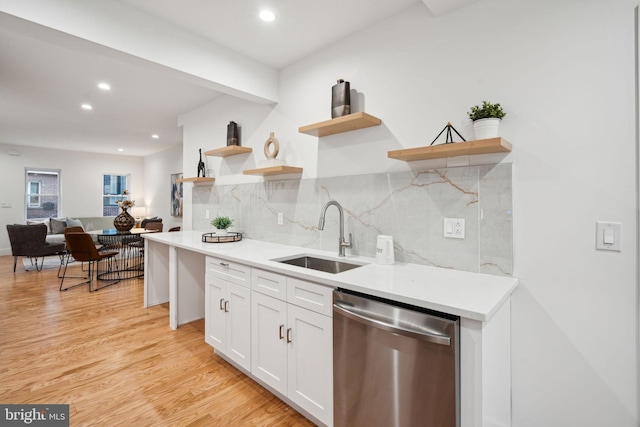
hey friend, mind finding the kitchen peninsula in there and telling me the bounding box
[143,230,518,427]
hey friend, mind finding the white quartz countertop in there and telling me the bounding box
[144,230,518,322]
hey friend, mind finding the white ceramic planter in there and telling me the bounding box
[213,229,229,236]
[473,118,501,140]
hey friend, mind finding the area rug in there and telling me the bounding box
[21,256,77,272]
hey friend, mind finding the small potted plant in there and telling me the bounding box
[467,101,506,140]
[211,216,233,236]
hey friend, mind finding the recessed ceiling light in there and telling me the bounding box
[81,103,93,110]
[259,10,276,22]
[117,148,124,152]
[151,134,159,139]
[98,82,111,91]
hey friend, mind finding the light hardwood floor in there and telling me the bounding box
[0,255,315,426]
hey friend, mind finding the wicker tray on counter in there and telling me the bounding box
[202,232,243,243]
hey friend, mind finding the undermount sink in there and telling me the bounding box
[274,254,366,274]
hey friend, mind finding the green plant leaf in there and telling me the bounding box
[467,101,506,121]
[211,216,233,229]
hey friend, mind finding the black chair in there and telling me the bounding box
[6,224,66,272]
[60,232,120,292]
[168,226,181,232]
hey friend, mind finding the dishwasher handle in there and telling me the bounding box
[333,302,451,346]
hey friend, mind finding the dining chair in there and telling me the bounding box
[60,232,120,292]
[57,226,86,278]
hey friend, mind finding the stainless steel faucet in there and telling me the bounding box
[318,200,352,257]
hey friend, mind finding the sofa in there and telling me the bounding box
[27,217,117,245]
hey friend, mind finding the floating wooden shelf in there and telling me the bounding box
[205,146,252,157]
[298,112,382,137]
[387,137,512,161]
[243,166,303,176]
[176,177,215,184]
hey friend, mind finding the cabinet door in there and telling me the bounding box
[226,282,252,371]
[205,275,226,350]
[251,291,288,395]
[287,304,333,426]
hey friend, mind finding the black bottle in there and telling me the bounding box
[227,121,239,146]
[331,79,350,118]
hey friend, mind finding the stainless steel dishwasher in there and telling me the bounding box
[333,289,460,427]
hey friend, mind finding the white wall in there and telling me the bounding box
[0,143,144,255]
[179,0,638,425]
[143,145,183,231]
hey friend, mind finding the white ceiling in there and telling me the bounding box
[118,0,422,70]
[0,0,476,157]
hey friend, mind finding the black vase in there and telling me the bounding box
[114,208,135,232]
[331,79,350,118]
[227,121,239,146]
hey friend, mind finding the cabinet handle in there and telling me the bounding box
[286,328,292,343]
[279,324,285,340]
[219,298,225,310]
[224,300,229,313]
[219,262,229,267]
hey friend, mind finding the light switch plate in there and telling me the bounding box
[596,221,621,251]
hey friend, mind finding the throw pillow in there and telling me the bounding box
[50,218,68,234]
[66,218,84,229]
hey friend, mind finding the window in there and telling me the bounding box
[103,174,129,216]
[25,169,60,220]
[27,181,41,207]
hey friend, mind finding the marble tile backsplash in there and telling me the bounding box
[193,163,513,276]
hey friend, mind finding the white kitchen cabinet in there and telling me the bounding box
[205,257,251,372]
[205,275,226,349]
[251,269,333,426]
[251,290,288,395]
[286,303,332,425]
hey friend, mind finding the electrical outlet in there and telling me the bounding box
[205,209,210,219]
[277,212,283,225]
[444,218,465,239]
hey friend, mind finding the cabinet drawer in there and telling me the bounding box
[286,278,333,317]
[206,256,250,287]
[251,269,286,300]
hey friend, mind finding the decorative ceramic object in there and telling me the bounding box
[259,132,286,168]
[264,132,280,159]
[473,118,501,139]
[331,79,350,118]
[114,207,135,232]
[227,121,239,146]
[197,148,206,177]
